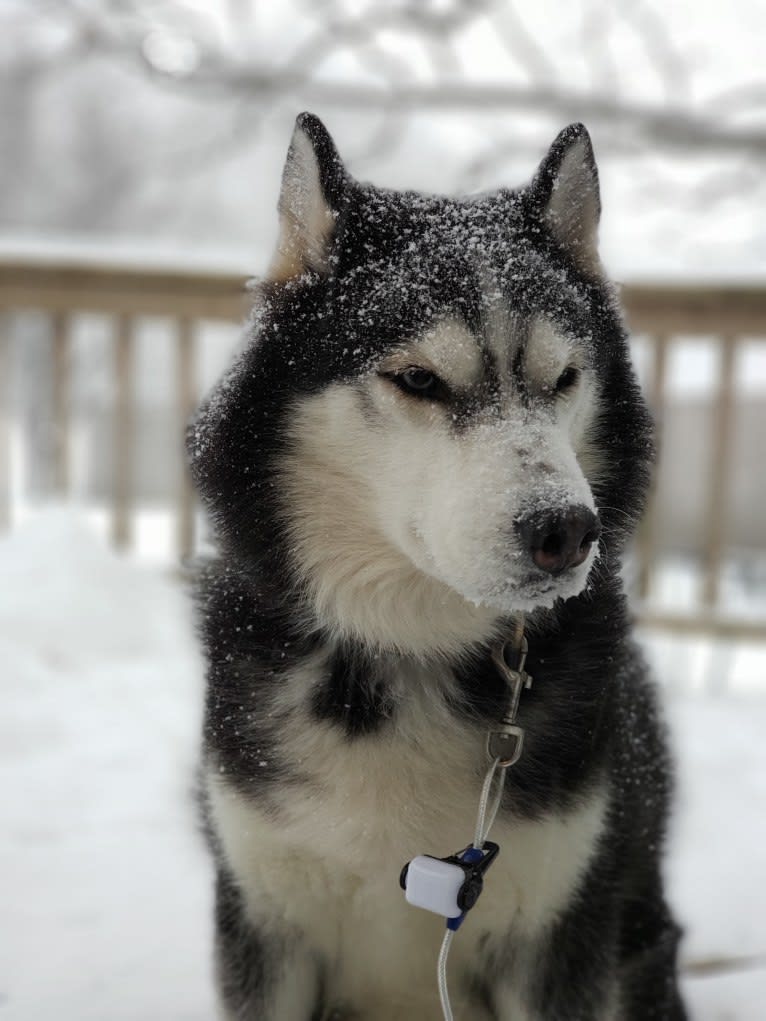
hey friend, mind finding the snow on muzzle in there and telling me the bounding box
[410,415,600,610]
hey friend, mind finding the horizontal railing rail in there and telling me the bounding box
[1,255,765,639]
[0,259,251,321]
[3,258,766,331]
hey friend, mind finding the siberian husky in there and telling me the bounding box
[188,113,687,1020]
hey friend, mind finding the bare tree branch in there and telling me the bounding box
[614,0,691,103]
[6,0,766,199]
[492,1,560,85]
[32,0,759,161]
[95,49,766,158]
[578,0,620,95]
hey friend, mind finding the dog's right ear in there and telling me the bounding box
[267,113,348,282]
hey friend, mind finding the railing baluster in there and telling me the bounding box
[637,334,669,601]
[0,313,11,531]
[176,318,196,561]
[113,315,135,550]
[51,311,71,496]
[702,335,738,608]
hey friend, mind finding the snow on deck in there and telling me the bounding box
[1,511,764,1020]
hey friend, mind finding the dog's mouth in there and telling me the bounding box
[462,557,595,614]
[519,573,558,596]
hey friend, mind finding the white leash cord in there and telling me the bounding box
[473,756,508,851]
[438,757,508,1021]
[431,618,528,1021]
[437,929,456,1021]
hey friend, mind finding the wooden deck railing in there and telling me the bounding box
[625,287,766,640]
[1,256,766,639]
[0,260,249,556]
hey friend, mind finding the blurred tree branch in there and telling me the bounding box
[25,0,763,161]
[4,0,766,192]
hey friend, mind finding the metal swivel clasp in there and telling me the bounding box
[487,638,533,767]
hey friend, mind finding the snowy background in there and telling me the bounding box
[2,2,766,1019]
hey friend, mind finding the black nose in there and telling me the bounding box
[516,505,601,575]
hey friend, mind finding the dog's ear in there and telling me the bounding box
[267,112,348,282]
[530,123,601,277]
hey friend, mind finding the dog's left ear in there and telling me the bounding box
[268,112,349,282]
[530,123,601,277]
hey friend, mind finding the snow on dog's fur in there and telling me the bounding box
[189,113,687,1020]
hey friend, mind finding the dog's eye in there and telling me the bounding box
[385,366,447,400]
[401,368,437,392]
[554,367,580,393]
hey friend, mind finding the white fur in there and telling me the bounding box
[208,654,608,1020]
[278,315,602,657]
[385,317,485,388]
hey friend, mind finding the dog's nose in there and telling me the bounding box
[516,505,601,575]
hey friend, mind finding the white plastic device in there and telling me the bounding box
[403,855,465,918]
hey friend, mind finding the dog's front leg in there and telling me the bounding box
[214,867,326,1021]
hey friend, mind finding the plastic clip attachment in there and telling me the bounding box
[487,638,533,767]
[400,841,500,925]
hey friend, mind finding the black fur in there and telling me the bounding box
[215,865,327,1019]
[189,114,686,1019]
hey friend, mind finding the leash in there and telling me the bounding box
[399,614,533,1020]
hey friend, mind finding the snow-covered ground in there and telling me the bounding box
[1,511,765,1020]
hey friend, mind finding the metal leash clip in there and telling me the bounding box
[487,637,533,767]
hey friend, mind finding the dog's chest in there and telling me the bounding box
[207,658,607,1015]
[211,661,499,886]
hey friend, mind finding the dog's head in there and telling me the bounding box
[190,114,653,656]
